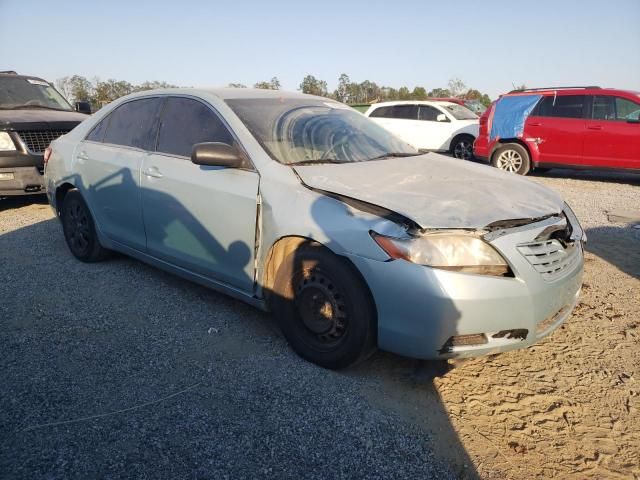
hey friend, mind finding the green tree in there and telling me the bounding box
[227,83,247,88]
[254,77,281,90]
[133,80,177,92]
[411,86,427,100]
[55,75,93,103]
[398,86,411,100]
[299,75,328,97]
[92,79,133,108]
[428,87,452,98]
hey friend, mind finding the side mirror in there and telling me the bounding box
[436,113,449,122]
[191,142,245,168]
[75,101,92,115]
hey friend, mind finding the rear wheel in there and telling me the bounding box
[491,143,531,175]
[271,243,377,369]
[61,189,109,262]
[450,134,475,160]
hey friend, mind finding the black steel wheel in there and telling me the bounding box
[272,243,377,369]
[61,189,109,262]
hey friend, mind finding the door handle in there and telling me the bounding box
[77,151,89,161]
[529,122,542,127]
[587,125,602,130]
[143,166,163,178]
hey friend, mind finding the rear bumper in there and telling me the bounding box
[472,136,490,162]
[0,166,45,195]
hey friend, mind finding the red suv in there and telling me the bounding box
[473,87,640,175]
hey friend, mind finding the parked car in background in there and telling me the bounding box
[429,97,487,115]
[474,86,640,175]
[46,88,584,369]
[0,71,90,196]
[364,100,479,159]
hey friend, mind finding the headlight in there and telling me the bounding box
[0,132,16,151]
[371,231,511,276]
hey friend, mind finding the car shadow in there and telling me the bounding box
[529,168,640,186]
[0,177,479,478]
[0,194,48,212]
[584,225,640,279]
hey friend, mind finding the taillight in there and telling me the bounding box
[44,146,52,163]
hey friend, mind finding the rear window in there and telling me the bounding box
[369,105,418,120]
[531,95,586,119]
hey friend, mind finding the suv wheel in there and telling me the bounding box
[271,243,377,369]
[491,143,531,175]
[61,189,109,262]
[451,135,475,160]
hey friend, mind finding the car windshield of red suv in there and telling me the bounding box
[0,76,73,111]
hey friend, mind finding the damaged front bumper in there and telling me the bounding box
[346,215,584,360]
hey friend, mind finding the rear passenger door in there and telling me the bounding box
[583,95,640,169]
[141,96,259,292]
[368,105,424,149]
[78,97,163,250]
[526,95,587,166]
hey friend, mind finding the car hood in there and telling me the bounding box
[0,109,88,129]
[293,153,565,229]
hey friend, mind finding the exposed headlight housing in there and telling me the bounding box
[371,230,512,276]
[0,132,16,151]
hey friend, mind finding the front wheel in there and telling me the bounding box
[451,135,475,160]
[271,243,377,369]
[491,143,531,175]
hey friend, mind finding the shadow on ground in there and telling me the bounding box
[0,210,477,479]
[584,225,640,279]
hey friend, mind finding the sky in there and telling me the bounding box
[1,0,639,99]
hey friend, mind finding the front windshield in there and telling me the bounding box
[0,76,72,111]
[444,103,479,120]
[226,98,418,165]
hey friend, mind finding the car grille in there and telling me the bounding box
[517,239,580,281]
[16,130,70,154]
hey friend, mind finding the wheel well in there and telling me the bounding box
[55,183,76,216]
[449,133,475,152]
[260,236,375,316]
[491,138,531,161]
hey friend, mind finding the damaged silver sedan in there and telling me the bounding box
[45,88,584,369]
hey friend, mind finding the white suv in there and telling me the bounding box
[364,101,479,159]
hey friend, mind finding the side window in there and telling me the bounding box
[592,95,615,120]
[86,117,109,142]
[369,106,393,118]
[418,105,440,121]
[102,98,163,149]
[390,105,419,120]
[532,95,586,119]
[156,97,234,157]
[615,97,640,121]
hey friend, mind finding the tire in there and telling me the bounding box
[61,189,109,262]
[271,243,377,369]
[491,143,531,175]
[450,134,475,160]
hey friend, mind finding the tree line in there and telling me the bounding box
[56,74,493,110]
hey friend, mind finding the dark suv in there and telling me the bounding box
[0,71,89,196]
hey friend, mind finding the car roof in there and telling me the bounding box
[0,72,51,84]
[504,87,639,97]
[369,100,446,108]
[122,87,320,102]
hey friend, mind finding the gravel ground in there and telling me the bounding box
[1,167,639,479]
[0,197,459,479]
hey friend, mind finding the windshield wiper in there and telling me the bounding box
[290,159,343,166]
[2,105,71,111]
[366,152,422,161]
